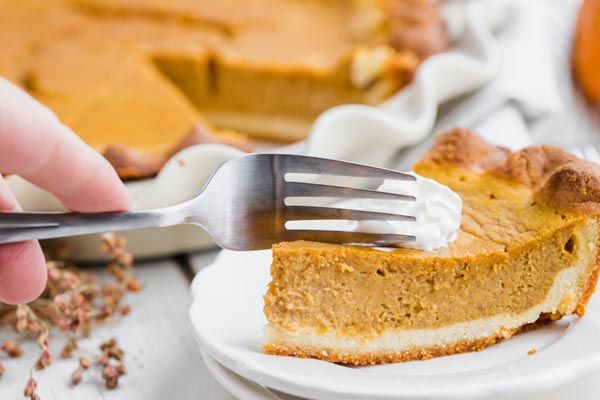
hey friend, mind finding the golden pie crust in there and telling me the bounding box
[263,129,600,364]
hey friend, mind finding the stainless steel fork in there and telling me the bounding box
[0,154,417,250]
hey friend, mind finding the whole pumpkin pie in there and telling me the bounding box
[263,129,600,364]
[0,0,447,178]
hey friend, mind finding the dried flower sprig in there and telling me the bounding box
[97,338,127,389]
[1,339,24,358]
[70,356,90,386]
[0,233,140,397]
[24,376,39,400]
[61,337,78,359]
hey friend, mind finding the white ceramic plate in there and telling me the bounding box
[200,346,600,400]
[201,350,303,400]
[6,1,504,261]
[189,249,600,400]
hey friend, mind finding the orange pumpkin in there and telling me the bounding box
[573,0,600,103]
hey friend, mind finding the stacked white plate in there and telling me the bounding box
[189,250,600,400]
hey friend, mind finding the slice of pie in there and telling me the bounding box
[0,0,447,178]
[263,128,600,364]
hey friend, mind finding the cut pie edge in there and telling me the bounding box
[262,129,600,365]
[263,222,600,365]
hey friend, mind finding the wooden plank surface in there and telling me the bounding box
[0,258,233,400]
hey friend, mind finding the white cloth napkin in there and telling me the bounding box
[392,0,564,171]
[436,0,562,151]
[303,0,566,172]
[303,0,501,166]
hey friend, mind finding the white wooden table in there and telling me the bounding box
[0,251,237,400]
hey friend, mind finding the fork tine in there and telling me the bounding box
[278,154,416,181]
[285,182,415,201]
[284,206,415,221]
[282,229,415,247]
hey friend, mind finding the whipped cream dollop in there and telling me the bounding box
[344,173,462,252]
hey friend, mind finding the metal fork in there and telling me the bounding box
[0,154,416,250]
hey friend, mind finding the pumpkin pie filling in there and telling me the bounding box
[263,129,600,364]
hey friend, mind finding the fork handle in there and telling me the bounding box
[0,205,190,244]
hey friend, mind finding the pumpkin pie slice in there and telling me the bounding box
[263,129,600,364]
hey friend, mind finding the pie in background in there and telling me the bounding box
[0,0,447,178]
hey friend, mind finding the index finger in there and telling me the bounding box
[0,79,131,212]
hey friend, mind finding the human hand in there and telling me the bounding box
[0,78,131,304]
